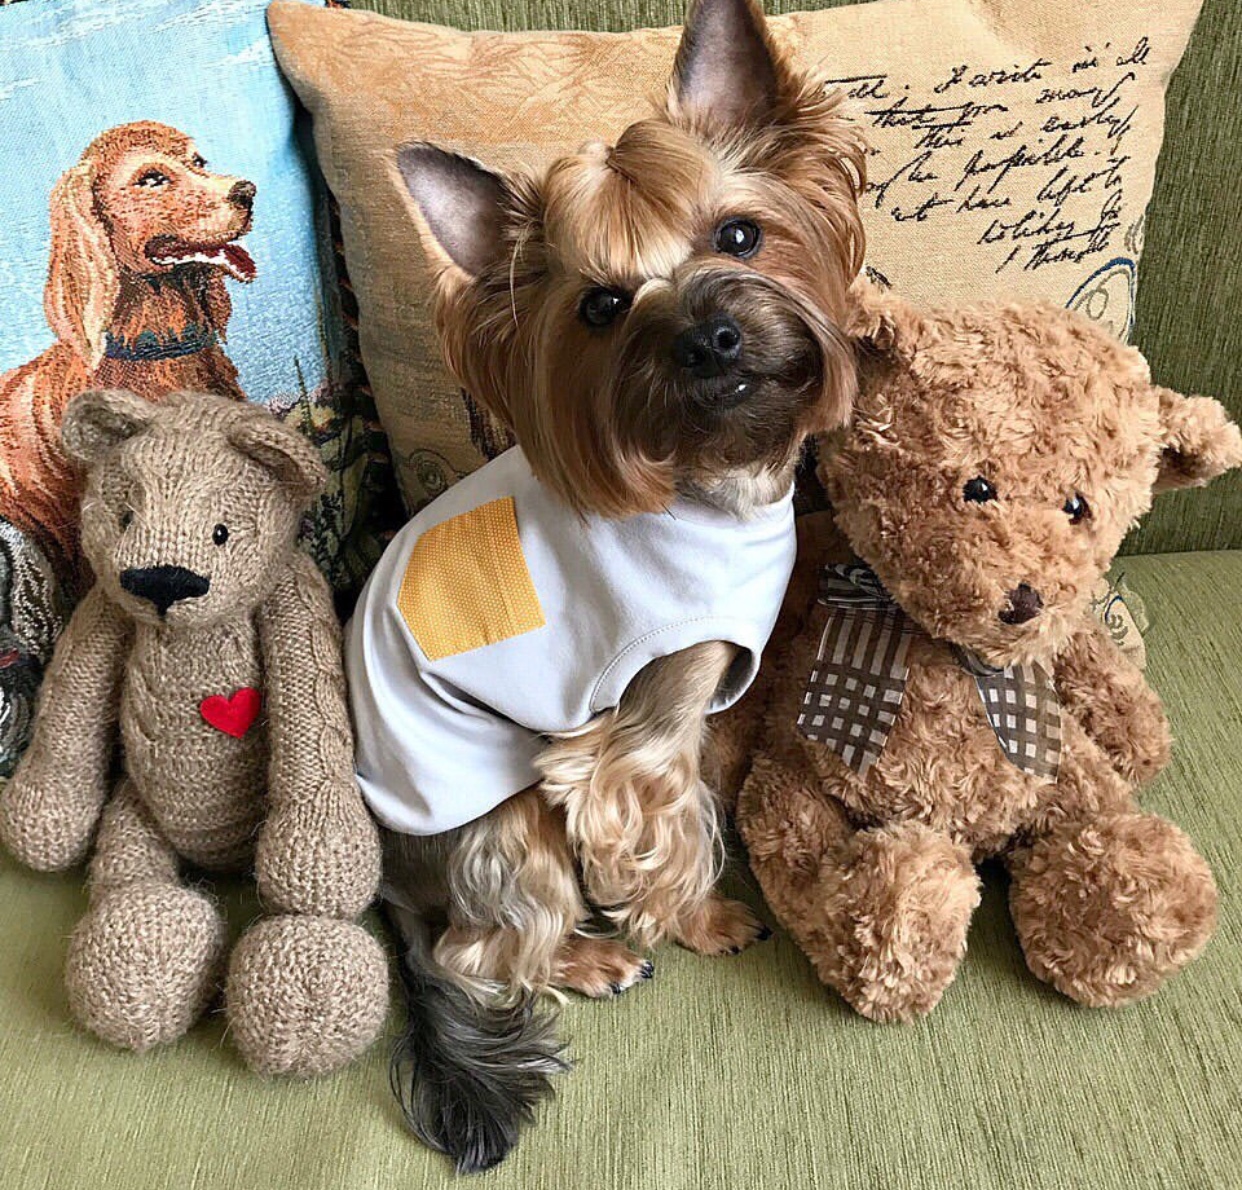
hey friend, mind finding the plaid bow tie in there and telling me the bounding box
[797,563,1061,780]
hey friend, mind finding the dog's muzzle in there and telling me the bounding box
[120,566,210,616]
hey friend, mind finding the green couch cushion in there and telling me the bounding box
[349,0,1242,554]
[3,548,1240,1189]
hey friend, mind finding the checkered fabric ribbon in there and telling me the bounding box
[797,564,1061,780]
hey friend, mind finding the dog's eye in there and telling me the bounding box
[714,218,762,259]
[212,523,230,547]
[119,510,133,530]
[1063,493,1091,525]
[136,170,170,189]
[963,476,997,504]
[578,287,631,329]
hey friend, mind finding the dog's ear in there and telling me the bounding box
[61,389,156,466]
[44,163,120,368]
[669,0,785,133]
[395,143,512,280]
[227,407,327,504]
[1151,385,1242,493]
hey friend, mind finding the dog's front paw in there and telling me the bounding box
[554,936,654,998]
[672,894,771,957]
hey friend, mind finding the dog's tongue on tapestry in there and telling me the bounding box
[146,235,256,282]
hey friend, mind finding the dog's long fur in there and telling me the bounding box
[385,0,866,1170]
[0,121,255,578]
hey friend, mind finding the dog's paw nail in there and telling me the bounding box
[728,946,743,956]
[640,961,654,980]
[758,925,773,942]
[609,982,623,996]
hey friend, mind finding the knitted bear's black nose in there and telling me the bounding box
[999,583,1043,625]
[120,566,210,616]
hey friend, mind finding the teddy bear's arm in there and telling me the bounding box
[0,587,131,871]
[253,551,381,919]
[1052,616,1171,786]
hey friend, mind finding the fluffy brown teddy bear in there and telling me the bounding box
[0,390,388,1075]
[736,284,1242,1021]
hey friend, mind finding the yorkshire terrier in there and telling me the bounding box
[349,0,865,1171]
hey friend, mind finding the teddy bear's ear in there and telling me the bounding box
[226,410,328,504]
[842,273,923,357]
[61,389,156,466]
[1152,385,1242,493]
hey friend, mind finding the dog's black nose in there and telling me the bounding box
[999,583,1043,625]
[120,566,210,617]
[672,314,743,379]
[229,180,257,211]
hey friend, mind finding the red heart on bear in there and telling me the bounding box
[199,687,262,738]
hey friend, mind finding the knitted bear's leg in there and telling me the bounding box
[1008,724,1217,1007]
[65,779,226,1051]
[739,755,980,1022]
[226,914,389,1077]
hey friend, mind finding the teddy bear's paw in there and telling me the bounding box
[65,881,226,1051]
[553,935,654,998]
[226,914,389,1077]
[255,798,382,919]
[1011,812,1217,1007]
[0,776,101,872]
[671,894,770,957]
[823,823,980,1024]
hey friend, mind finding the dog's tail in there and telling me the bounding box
[382,899,568,1174]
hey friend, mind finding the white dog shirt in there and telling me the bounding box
[345,446,796,835]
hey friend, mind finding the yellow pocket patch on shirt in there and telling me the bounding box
[397,497,546,661]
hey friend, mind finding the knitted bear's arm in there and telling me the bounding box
[253,551,381,919]
[1053,615,1171,787]
[0,587,131,871]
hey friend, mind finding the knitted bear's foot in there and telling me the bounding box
[1011,812,1217,1007]
[225,914,389,1077]
[65,881,226,1051]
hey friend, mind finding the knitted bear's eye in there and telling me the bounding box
[212,523,230,546]
[1063,493,1091,525]
[119,510,133,530]
[963,476,997,503]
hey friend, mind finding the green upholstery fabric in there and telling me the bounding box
[3,549,1240,1189]
[351,0,1242,554]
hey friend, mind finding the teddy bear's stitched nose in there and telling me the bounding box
[120,565,210,617]
[999,583,1043,625]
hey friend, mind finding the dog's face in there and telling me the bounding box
[66,391,325,630]
[88,124,257,282]
[397,0,864,517]
[827,288,1242,666]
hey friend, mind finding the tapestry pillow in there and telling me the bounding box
[0,0,394,775]
[268,0,1203,516]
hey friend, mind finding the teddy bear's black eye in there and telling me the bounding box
[212,523,230,546]
[1063,493,1091,525]
[714,218,762,259]
[963,476,997,504]
[578,287,631,329]
[119,510,133,530]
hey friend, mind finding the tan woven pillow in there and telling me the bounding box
[269,0,1202,513]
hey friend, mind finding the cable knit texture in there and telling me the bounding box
[0,390,386,1077]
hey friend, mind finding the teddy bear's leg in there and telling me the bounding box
[1008,810,1217,1007]
[65,779,227,1051]
[225,914,389,1077]
[739,756,980,1022]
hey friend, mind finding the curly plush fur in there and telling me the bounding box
[735,281,1242,1021]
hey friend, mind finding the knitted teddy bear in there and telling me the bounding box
[0,389,388,1075]
[736,284,1242,1021]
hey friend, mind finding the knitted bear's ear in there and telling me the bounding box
[1152,385,1242,493]
[226,409,327,504]
[61,389,156,465]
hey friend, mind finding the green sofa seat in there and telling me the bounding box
[3,550,1240,1189]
